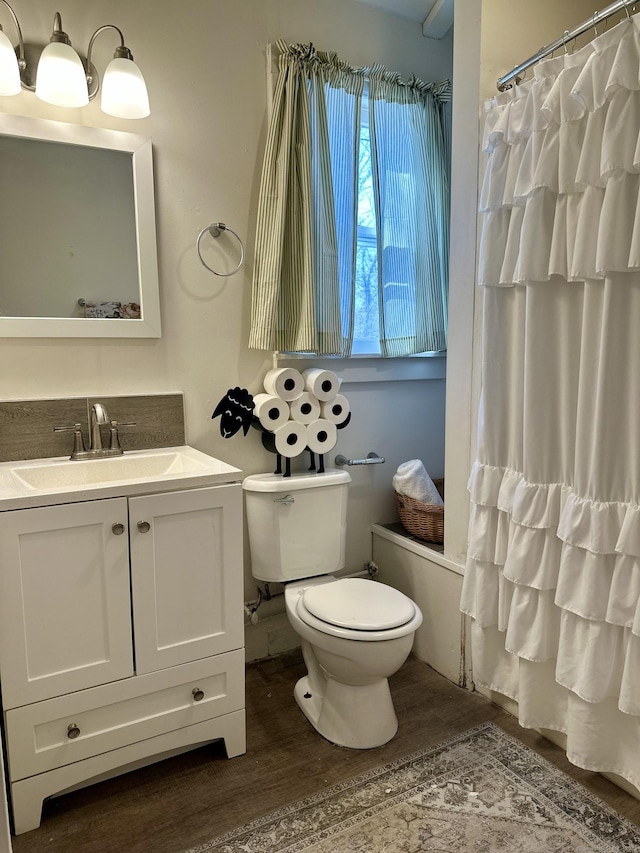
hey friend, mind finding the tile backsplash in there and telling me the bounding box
[0,394,185,462]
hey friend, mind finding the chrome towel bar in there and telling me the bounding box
[335,452,385,467]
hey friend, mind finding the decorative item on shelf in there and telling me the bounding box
[395,485,444,544]
[0,3,150,117]
[393,460,444,544]
[211,388,255,438]
[211,364,351,478]
[78,299,141,319]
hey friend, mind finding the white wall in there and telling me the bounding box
[0,0,452,659]
[479,0,610,98]
[373,526,465,684]
[442,0,482,566]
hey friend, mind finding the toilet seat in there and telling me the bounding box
[296,578,420,642]
[303,578,415,630]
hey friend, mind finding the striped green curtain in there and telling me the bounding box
[248,42,350,355]
[249,42,451,357]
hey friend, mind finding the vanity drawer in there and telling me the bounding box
[5,650,244,781]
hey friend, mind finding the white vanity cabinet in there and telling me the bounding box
[0,482,245,835]
[0,497,134,707]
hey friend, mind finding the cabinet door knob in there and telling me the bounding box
[112,523,125,535]
[137,521,151,533]
[192,687,204,702]
[67,723,81,739]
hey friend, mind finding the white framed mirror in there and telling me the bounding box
[0,114,160,338]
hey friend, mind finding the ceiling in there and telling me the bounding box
[355,0,453,37]
[356,0,436,21]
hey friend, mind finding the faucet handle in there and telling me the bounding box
[108,420,136,452]
[53,423,86,458]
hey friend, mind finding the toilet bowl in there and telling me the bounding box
[243,469,423,749]
[285,576,422,748]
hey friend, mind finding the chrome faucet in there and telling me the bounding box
[89,402,110,452]
[54,403,136,460]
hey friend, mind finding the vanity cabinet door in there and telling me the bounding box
[0,498,134,709]
[129,484,243,674]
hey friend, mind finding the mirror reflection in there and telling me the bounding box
[0,136,139,319]
[0,115,160,338]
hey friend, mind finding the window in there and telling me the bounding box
[250,43,450,358]
[327,82,449,357]
[354,114,380,354]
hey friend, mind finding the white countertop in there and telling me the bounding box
[0,446,242,511]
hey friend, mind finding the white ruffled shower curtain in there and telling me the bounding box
[461,15,640,790]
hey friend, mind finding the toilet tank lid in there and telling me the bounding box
[243,469,351,492]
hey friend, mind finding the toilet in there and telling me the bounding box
[243,469,423,749]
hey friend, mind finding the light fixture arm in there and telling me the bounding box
[48,12,71,46]
[0,0,25,70]
[85,24,131,91]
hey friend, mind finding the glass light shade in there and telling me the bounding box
[35,41,89,107]
[101,57,150,119]
[0,29,20,96]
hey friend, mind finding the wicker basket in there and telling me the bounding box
[395,479,444,544]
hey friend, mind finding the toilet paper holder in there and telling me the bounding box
[335,452,385,467]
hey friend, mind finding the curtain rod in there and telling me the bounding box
[497,0,632,91]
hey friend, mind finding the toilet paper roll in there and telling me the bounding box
[305,419,338,454]
[320,394,350,426]
[289,391,321,424]
[302,368,340,402]
[273,421,308,458]
[263,367,304,401]
[253,393,290,431]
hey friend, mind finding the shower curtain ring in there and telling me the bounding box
[623,0,631,18]
[509,66,521,96]
[562,30,570,53]
[592,11,599,36]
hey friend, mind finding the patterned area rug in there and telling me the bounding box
[187,723,640,852]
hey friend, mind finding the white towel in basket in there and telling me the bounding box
[393,460,443,505]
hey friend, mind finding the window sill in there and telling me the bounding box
[277,353,446,382]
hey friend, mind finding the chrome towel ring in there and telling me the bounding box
[196,222,245,276]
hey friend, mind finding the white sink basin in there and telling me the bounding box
[0,446,241,509]
[12,449,208,489]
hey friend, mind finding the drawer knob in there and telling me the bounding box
[67,723,81,739]
[137,521,151,533]
[112,522,125,536]
[192,687,205,702]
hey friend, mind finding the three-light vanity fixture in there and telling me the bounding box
[0,1,150,118]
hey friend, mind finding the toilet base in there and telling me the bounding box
[294,674,398,749]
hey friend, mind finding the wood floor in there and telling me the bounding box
[10,652,640,852]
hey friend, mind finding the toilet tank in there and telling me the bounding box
[243,470,351,583]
